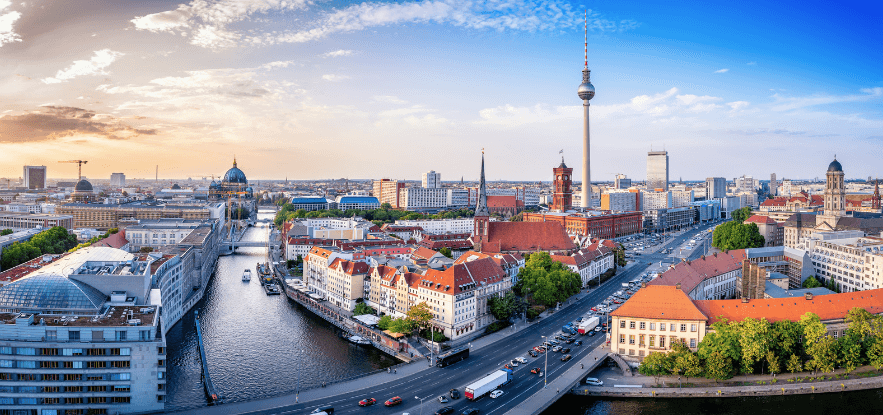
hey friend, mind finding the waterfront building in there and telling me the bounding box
[288,196,332,211]
[124,218,211,252]
[550,244,614,287]
[110,173,126,188]
[705,177,726,200]
[454,251,523,285]
[601,190,638,212]
[325,259,369,310]
[22,166,46,190]
[284,237,333,262]
[0,212,74,231]
[305,247,355,299]
[335,195,380,211]
[422,171,441,189]
[646,151,669,191]
[208,159,254,202]
[56,202,224,231]
[649,250,746,300]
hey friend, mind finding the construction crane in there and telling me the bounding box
[58,160,88,180]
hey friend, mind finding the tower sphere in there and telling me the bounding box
[578,81,595,101]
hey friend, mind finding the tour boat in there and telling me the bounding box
[242,269,252,282]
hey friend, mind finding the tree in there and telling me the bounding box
[802,276,823,288]
[0,229,13,236]
[675,353,703,382]
[766,350,781,377]
[770,320,802,360]
[838,333,864,376]
[638,352,673,383]
[712,221,765,250]
[438,247,453,259]
[705,351,734,381]
[487,292,521,321]
[388,317,413,334]
[786,354,802,375]
[731,207,753,223]
[405,302,433,331]
[514,252,582,307]
[739,318,772,374]
[867,337,883,371]
[353,303,375,316]
[509,212,523,222]
[377,315,392,330]
[380,203,392,210]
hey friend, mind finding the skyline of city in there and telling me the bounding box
[1,0,881,181]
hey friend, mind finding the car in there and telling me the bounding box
[460,409,480,415]
[384,397,402,407]
[576,317,584,322]
[503,364,512,370]
[574,340,583,346]
[437,394,450,403]
[528,350,538,357]
[509,360,519,367]
[435,407,455,415]
[594,326,602,332]
[552,346,562,352]
[530,367,542,374]
[588,330,596,336]
[584,377,604,386]
[534,346,545,353]
[449,389,460,399]
[515,357,527,364]
[489,390,504,399]
[561,348,571,353]
[358,398,376,407]
[560,354,572,362]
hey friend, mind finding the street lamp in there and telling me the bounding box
[541,335,548,388]
[416,394,428,415]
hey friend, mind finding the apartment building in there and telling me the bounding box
[601,190,638,212]
[648,250,746,300]
[394,218,475,234]
[551,245,614,287]
[807,236,883,292]
[0,212,74,231]
[325,259,369,310]
[398,187,450,211]
[372,179,406,208]
[305,247,355,299]
[56,202,224,231]
[611,285,708,358]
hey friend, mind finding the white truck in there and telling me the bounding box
[464,368,513,400]
[577,317,600,334]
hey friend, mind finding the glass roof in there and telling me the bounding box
[0,274,107,312]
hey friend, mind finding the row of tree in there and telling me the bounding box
[0,227,79,271]
[639,309,883,382]
[711,220,765,251]
[514,252,583,308]
[273,201,475,228]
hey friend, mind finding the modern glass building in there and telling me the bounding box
[646,151,669,191]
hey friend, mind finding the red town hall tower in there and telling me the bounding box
[552,158,573,212]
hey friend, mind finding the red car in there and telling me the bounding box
[385,397,403,407]
[359,398,376,407]
[530,367,542,374]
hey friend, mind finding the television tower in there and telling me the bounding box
[577,10,595,208]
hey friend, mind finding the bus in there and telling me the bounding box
[436,346,470,368]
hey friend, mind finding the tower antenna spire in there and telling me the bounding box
[584,10,588,68]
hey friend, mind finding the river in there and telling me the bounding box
[164,212,395,411]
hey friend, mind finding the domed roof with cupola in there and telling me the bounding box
[223,158,247,184]
[827,157,843,173]
[74,179,93,192]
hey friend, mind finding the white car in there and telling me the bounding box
[489,390,504,399]
[509,360,519,367]
[584,377,603,386]
[515,357,527,364]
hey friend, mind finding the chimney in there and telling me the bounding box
[804,292,814,300]
[641,282,647,288]
[675,283,681,290]
[741,297,749,303]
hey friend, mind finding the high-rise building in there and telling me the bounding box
[770,173,777,196]
[641,191,672,211]
[372,179,405,208]
[110,172,126,187]
[22,165,46,190]
[646,151,669,191]
[601,189,638,212]
[422,170,441,188]
[577,13,595,208]
[614,174,631,189]
[782,179,792,196]
[551,158,573,212]
[706,177,726,200]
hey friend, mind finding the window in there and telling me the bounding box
[17,347,36,355]
[110,373,131,381]
[660,323,666,331]
[680,324,687,332]
[619,334,625,343]
[62,348,83,356]
[639,334,645,346]
[0,347,10,355]
[650,323,656,330]
[0,360,10,368]
[88,386,106,392]
[649,335,655,347]
[46,330,57,341]
[115,331,127,341]
[629,321,636,329]
[670,324,676,331]
[690,338,697,348]
[639,322,646,330]
[140,330,151,341]
[629,335,635,345]
[87,348,106,356]
[18,360,36,369]
[113,385,130,392]
[620,321,626,328]
[660,337,666,348]
[690,324,697,332]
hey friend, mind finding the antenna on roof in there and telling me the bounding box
[584,9,588,69]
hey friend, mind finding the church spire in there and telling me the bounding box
[873,178,881,210]
[475,150,489,217]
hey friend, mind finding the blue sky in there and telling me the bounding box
[0,0,880,182]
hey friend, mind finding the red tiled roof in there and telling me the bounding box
[648,250,746,294]
[761,199,786,207]
[695,289,883,325]
[420,257,506,295]
[90,231,129,249]
[330,258,368,275]
[487,195,518,208]
[411,246,439,261]
[485,221,574,252]
[745,215,776,225]
[611,285,707,321]
[288,237,334,246]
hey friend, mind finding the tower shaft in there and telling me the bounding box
[581,102,591,208]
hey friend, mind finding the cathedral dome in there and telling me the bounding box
[74,179,93,192]
[223,160,247,184]
[827,158,843,173]
[171,183,181,190]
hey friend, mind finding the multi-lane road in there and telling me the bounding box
[241,221,721,415]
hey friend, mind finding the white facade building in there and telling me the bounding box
[671,190,694,208]
[398,187,450,211]
[422,171,441,188]
[641,191,672,211]
[394,218,475,234]
[110,173,126,187]
[807,236,883,292]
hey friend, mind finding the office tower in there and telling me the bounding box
[646,151,669,191]
[422,170,441,188]
[111,172,126,187]
[614,174,631,189]
[23,165,46,189]
[706,177,726,199]
[770,173,777,196]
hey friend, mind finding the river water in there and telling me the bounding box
[165,212,395,411]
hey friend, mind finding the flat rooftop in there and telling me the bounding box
[0,306,157,327]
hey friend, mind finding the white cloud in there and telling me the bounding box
[714,68,729,73]
[42,49,125,84]
[323,49,354,58]
[0,0,22,47]
[727,101,750,111]
[322,74,350,82]
[770,87,883,111]
[134,0,638,48]
[747,61,756,65]
[259,60,295,70]
[373,95,407,104]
